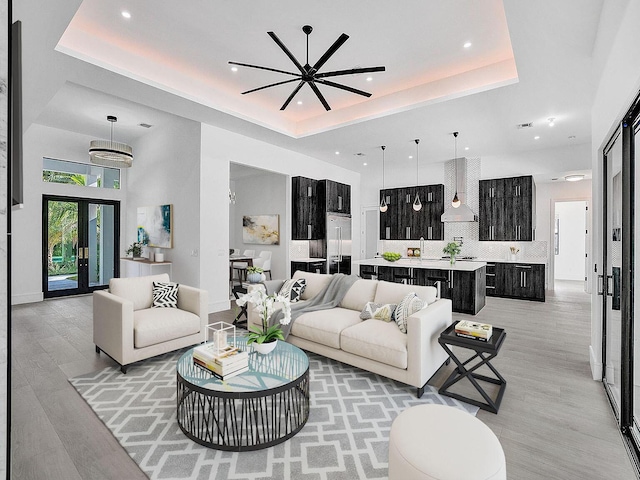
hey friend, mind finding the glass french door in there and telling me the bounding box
[43,195,119,297]
[601,90,640,470]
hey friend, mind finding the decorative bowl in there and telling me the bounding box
[382,252,402,262]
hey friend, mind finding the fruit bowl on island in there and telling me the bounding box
[382,252,402,262]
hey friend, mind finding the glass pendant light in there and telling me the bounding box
[413,139,422,211]
[451,132,461,208]
[380,146,388,212]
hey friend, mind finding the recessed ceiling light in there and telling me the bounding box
[408,155,413,159]
[534,136,540,140]
[464,147,469,151]
[565,174,585,182]
[121,11,131,19]
[366,77,373,82]
[335,151,340,155]
[231,66,238,72]
[363,162,368,166]
[548,117,555,127]
[463,42,472,48]
[297,100,303,105]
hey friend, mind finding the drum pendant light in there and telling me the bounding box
[380,146,388,212]
[451,132,461,208]
[89,115,134,168]
[413,139,422,211]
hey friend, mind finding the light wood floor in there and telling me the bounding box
[9,282,636,479]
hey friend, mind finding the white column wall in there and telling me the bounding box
[200,123,361,313]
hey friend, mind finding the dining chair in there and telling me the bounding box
[252,251,273,280]
[233,249,256,282]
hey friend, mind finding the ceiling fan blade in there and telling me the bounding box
[316,66,386,79]
[315,79,372,97]
[242,78,302,95]
[309,82,331,111]
[280,81,305,110]
[312,33,349,73]
[229,61,299,77]
[267,31,305,74]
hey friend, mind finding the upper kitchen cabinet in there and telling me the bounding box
[320,180,351,214]
[479,175,535,241]
[379,184,444,240]
[292,176,322,240]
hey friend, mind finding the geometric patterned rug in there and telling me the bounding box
[69,348,478,480]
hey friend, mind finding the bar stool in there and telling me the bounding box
[394,269,415,285]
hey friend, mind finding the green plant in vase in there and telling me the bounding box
[246,266,264,283]
[236,289,291,353]
[443,241,461,265]
[125,242,143,258]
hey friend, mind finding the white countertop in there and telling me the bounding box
[291,258,327,262]
[355,258,486,272]
[478,258,547,265]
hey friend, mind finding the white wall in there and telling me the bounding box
[126,116,201,288]
[200,123,361,313]
[231,172,288,280]
[554,201,587,281]
[11,124,127,304]
[589,0,640,380]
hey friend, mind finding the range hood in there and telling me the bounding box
[441,157,478,222]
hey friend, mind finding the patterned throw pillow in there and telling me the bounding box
[394,292,426,333]
[152,282,179,308]
[360,302,397,322]
[278,278,306,303]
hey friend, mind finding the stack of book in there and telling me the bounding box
[454,320,493,342]
[193,343,249,379]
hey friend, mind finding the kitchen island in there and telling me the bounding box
[355,258,486,315]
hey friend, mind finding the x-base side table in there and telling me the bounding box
[438,323,507,414]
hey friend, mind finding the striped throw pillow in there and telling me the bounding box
[394,292,426,333]
[152,282,179,308]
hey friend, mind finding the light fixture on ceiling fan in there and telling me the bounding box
[379,146,388,213]
[413,139,422,211]
[89,116,133,168]
[451,132,461,208]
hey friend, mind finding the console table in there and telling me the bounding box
[120,257,172,278]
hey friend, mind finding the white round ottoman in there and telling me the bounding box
[388,404,506,480]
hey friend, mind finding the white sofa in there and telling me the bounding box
[93,273,208,373]
[248,271,453,397]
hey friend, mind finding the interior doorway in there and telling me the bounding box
[553,200,589,290]
[360,206,379,260]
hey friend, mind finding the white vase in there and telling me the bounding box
[253,340,277,355]
[247,272,262,283]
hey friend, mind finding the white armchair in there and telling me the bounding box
[93,273,208,373]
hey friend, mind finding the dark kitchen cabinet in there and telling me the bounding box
[485,262,498,297]
[359,264,378,279]
[291,260,327,275]
[498,262,545,301]
[292,177,322,240]
[379,184,444,240]
[414,267,485,315]
[321,180,351,214]
[479,176,535,241]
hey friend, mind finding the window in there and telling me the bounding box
[42,157,120,190]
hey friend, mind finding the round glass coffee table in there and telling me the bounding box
[176,337,310,451]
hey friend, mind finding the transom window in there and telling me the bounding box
[42,157,120,190]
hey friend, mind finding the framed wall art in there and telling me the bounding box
[137,204,173,248]
[243,214,279,245]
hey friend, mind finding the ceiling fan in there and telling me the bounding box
[229,25,385,111]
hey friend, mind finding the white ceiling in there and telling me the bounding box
[25,0,605,180]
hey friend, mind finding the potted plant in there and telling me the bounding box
[236,289,291,354]
[126,242,143,259]
[246,266,264,283]
[443,241,461,265]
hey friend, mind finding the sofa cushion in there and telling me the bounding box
[339,278,378,311]
[290,308,361,349]
[374,281,437,305]
[394,292,426,333]
[293,271,332,301]
[110,273,171,311]
[360,302,397,322]
[278,278,306,303]
[152,282,179,308]
[341,320,408,369]
[134,307,201,348]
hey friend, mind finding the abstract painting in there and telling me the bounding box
[137,204,173,248]
[243,214,279,245]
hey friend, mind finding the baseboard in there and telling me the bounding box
[11,292,44,305]
[589,345,603,381]
[209,299,231,314]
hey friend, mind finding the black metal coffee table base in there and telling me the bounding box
[177,362,309,451]
[438,324,507,414]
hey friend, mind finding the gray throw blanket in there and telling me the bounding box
[270,274,359,339]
